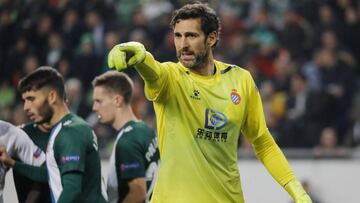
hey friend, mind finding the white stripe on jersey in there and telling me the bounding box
[106,126,132,203]
[146,160,159,202]
[46,122,63,203]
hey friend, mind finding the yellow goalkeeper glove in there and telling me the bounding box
[284,179,312,203]
[108,42,146,71]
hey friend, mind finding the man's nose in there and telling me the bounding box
[23,101,30,112]
[92,103,97,111]
[180,38,189,49]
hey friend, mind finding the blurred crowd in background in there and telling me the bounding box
[1,0,360,157]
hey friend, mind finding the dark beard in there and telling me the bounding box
[37,99,54,124]
[177,44,210,70]
[192,47,209,69]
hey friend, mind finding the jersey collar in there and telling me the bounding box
[178,60,221,83]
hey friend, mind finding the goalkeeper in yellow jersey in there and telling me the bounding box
[107,2,312,203]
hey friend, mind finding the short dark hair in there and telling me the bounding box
[18,66,66,100]
[92,71,133,104]
[170,2,221,46]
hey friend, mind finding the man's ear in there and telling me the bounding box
[47,90,57,105]
[207,31,218,47]
[114,95,124,107]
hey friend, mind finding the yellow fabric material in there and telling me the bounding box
[285,179,313,203]
[252,131,296,187]
[133,51,295,203]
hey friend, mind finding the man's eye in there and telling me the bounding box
[187,34,197,38]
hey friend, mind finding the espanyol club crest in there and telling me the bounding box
[230,89,241,105]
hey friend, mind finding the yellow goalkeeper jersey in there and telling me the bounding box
[136,52,294,203]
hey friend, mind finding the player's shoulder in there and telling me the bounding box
[0,120,11,135]
[59,113,92,137]
[216,60,254,85]
[62,113,89,128]
[119,121,155,142]
[0,120,29,140]
[162,61,189,74]
[19,122,36,132]
[162,61,178,67]
[215,60,250,76]
[129,121,154,135]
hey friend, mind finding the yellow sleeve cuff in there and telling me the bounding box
[284,179,312,203]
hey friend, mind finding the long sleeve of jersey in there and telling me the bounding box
[135,52,171,102]
[252,132,296,186]
[57,172,82,203]
[13,162,47,182]
[135,52,161,82]
[242,72,296,187]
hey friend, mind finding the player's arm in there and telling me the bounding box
[113,129,147,203]
[108,42,171,102]
[55,129,86,203]
[251,133,312,203]
[9,124,46,166]
[241,71,312,203]
[25,183,43,203]
[1,124,47,182]
[122,177,146,203]
[57,172,82,203]
[14,162,48,182]
[0,145,48,182]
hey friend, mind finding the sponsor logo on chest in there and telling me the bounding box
[196,108,229,142]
